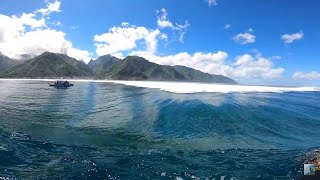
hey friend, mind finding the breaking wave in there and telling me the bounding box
[1,79,319,93]
[103,80,320,93]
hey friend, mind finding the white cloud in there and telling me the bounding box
[281,31,304,44]
[0,0,90,63]
[224,24,231,30]
[207,0,218,7]
[13,13,46,29]
[157,8,189,31]
[94,8,189,57]
[175,21,190,43]
[233,32,256,45]
[234,54,253,66]
[157,20,174,29]
[156,8,190,43]
[133,51,233,77]
[52,20,62,26]
[36,0,61,16]
[94,23,163,57]
[157,8,174,29]
[160,34,168,40]
[232,54,284,79]
[293,71,320,80]
[131,51,284,80]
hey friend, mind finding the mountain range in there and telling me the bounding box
[0,54,20,72]
[0,52,237,84]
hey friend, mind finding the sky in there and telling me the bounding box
[0,0,319,86]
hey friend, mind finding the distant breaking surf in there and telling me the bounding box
[104,80,320,93]
[0,79,319,93]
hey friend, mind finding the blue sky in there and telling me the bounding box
[0,0,319,85]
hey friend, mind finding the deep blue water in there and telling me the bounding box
[0,80,320,179]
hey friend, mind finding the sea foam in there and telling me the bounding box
[103,80,319,94]
[1,79,319,94]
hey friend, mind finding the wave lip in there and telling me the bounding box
[104,80,320,94]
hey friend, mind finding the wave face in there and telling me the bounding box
[0,80,320,179]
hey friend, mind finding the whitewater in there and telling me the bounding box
[1,78,319,93]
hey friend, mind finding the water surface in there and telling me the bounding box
[0,80,320,179]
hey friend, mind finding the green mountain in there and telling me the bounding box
[56,53,94,76]
[99,56,237,84]
[88,54,121,75]
[100,56,184,80]
[0,52,237,84]
[173,65,237,84]
[0,52,89,78]
[0,54,20,72]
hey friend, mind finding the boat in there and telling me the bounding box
[49,80,74,88]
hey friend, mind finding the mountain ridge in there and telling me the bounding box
[0,52,89,78]
[0,52,237,84]
[88,54,121,75]
[0,54,21,72]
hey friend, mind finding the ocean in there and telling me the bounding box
[0,80,320,179]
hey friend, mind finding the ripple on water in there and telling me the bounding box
[0,80,319,179]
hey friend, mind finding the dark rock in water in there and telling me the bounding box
[300,149,320,178]
[303,149,320,169]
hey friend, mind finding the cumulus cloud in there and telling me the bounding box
[94,8,189,57]
[134,51,232,76]
[94,23,163,57]
[281,31,304,44]
[293,71,320,80]
[12,13,46,29]
[36,0,61,16]
[232,54,284,79]
[0,0,91,62]
[131,51,284,80]
[233,32,256,45]
[207,0,218,7]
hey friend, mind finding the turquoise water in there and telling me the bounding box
[0,80,320,179]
